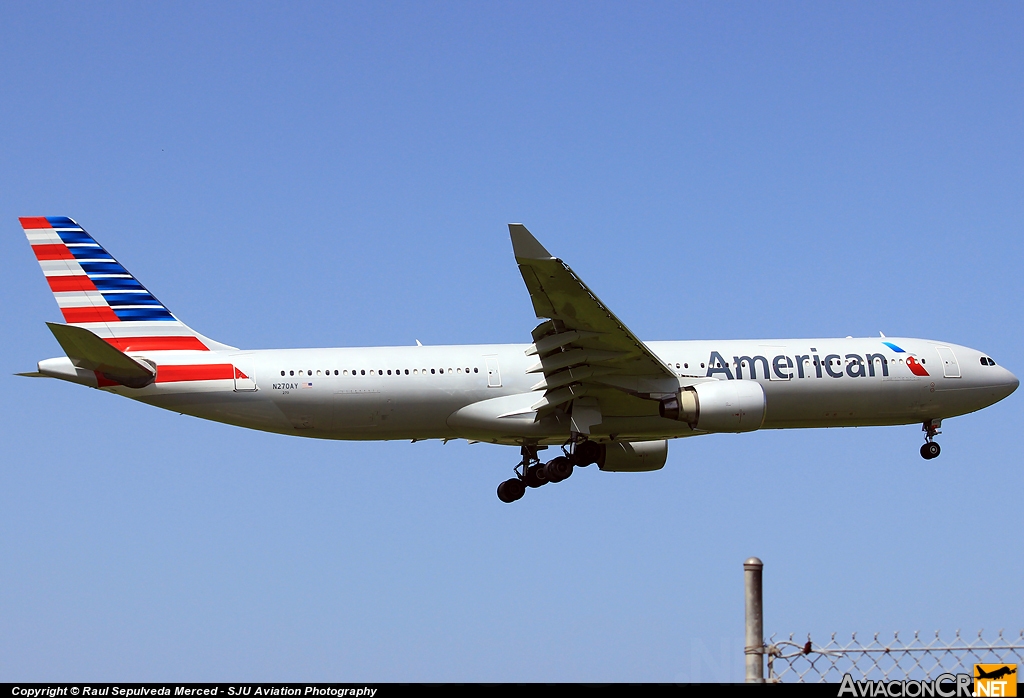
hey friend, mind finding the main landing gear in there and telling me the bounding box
[920,419,942,460]
[497,438,603,503]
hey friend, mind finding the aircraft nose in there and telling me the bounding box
[996,367,1019,399]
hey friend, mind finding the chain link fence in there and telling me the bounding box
[743,557,1024,683]
[765,629,1024,683]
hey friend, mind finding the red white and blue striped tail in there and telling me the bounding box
[20,216,234,352]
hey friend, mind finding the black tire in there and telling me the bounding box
[544,456,573,483]
[574,440,602,467]
[524,464,548,488]
[920,442,941,460]
[497,478,526,503]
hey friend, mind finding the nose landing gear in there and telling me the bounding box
[920,419,942,460]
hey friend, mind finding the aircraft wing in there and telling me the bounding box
[510,224,682,430]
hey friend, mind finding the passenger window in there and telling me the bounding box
[290,370,294,376]
[431,369,436,374]
[474,367,479,373]
[360,370,365,375]
[280,371,285,376]
[684,363,688,369]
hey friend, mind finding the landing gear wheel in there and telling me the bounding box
[524,464,548,488]
[544,456,574,483]
[497,478,526,503]
[920,442,941,460]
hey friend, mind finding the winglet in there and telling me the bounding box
[509,224,555,261]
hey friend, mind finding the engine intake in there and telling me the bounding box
[659,380,765,433]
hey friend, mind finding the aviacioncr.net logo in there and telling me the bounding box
[975,664,1017,697]
[838,673,972,697]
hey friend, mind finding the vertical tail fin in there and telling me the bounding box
[20,216,234,352]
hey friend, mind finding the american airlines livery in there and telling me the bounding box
[18,217,1019,502]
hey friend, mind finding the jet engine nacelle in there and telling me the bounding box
[659,380,765,433]
[597,440,668,472]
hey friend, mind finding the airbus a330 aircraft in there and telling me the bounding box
[19,217,1018,502]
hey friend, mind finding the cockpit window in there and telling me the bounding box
[980,357,997,366]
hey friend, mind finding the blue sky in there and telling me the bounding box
[1,2,1021,682]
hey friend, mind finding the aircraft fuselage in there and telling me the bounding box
[58,336,1016,446]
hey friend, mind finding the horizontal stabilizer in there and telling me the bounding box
[15,371,47,378]
[46,322,156,388]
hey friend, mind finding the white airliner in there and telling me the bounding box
[19,217,1018,502]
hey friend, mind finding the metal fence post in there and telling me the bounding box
[744,556,764,683]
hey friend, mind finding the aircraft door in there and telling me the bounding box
[485,356,501,387]
[762,346,791,381]
[935,346,961,378]
[233,356,258,392]
[333,388,381,429]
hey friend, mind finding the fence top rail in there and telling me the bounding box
[764,629,1024,683]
